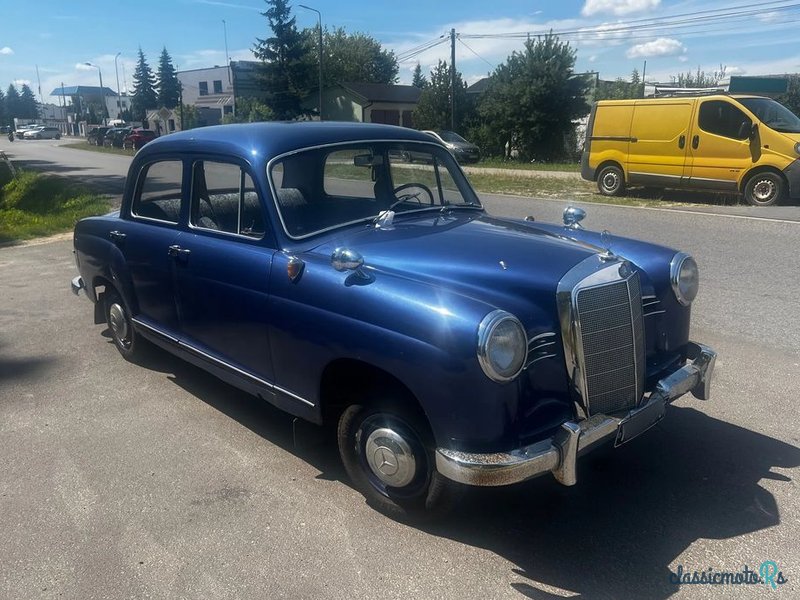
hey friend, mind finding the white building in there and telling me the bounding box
[177,65,234,124]
[106,93,132,120]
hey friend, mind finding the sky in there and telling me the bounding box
[1,0,799,105]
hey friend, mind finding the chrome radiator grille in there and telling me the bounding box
[574,269,645,415]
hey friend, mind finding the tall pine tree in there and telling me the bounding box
[5,84,21,123]
[19,84,39,119]
[412,63,428,89]
[252,0,312,120]
[131,47,158,121]
[0,88,6,126]
[157,47,181,109]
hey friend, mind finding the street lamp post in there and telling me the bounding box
[84,62,108,120]
[114,53,122,119]
[299,4,323,121]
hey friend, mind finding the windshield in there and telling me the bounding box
[738,98,800,133]
[437,131,468,143]
[268,141,482,239]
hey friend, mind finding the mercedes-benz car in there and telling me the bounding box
[71,122,716,518]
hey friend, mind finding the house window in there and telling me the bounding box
[199,81,209,96]
[223,105,233,114]
[213,80,223,94]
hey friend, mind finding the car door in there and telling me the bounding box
[120,158,185,337]
[687,98,756,191]
[626,100,694,187]
[173,158,276,384]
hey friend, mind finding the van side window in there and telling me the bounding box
[698,100,752,140]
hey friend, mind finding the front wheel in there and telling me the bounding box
[744,172,785,206]
[597,164,626,196]
[337,400,461,519]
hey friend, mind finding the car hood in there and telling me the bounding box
[309,211,601,311]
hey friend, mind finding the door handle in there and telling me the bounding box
[678,135,686,149]
[168,244,191,259]
[109,230,126,242]
[692,135,699,149]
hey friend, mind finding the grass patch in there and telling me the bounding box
[474,158,581,172]
[0,170,110,243]
[61,141,135,157]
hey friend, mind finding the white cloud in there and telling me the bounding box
[13,79,31,87]
[1,46,14,55]
[626,37,686,59]
[75,63,96,71]
[758,11,783,23]
[582,0,660,17]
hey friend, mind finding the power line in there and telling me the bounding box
[396,36,448,62]
[457,38,495,69]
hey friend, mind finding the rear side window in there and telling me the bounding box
[698,100,752,140]
[190,161,264,238]
[132,160,184,224]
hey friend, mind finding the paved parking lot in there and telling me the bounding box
[1,140,799,599]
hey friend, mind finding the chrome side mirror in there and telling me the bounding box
[563,206,586,229]
[331,247,364,272]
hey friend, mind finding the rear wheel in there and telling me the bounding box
[743,172,785,206]
[597,164,626,196]
[105,289,147,361]
[337,396,461,519]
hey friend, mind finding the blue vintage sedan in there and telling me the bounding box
[71,122,716,517]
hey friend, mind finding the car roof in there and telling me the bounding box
[138,121,438,163]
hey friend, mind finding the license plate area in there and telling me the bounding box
[614,397,665,446]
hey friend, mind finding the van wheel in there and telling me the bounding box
[597,165,625,196]
[744,172,784,206]
[337,397,462,519]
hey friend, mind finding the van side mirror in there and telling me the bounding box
[738,121,757,140]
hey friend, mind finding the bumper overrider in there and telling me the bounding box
[436,341,716,487]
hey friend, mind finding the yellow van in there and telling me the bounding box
[581,95,800,206]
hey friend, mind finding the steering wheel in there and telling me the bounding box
[390,183,434,211]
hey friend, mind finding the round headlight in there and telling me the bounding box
[670,252,699,306]
[477,310,527,382]
[795,142,800,156]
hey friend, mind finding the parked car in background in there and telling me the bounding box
[87,127,111,146]
[103,127,132,148]
[13,124,42,139]
[0,126,10,134]
[581,94,800,206]
[423,130,481,163]
[71,122,715,518]
[23,126,61,140]
[122,128,157,151]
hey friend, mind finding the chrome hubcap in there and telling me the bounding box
[753,179,775,202]
[364,427,416,487]
[109,302,130,345]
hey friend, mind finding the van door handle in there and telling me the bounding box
[692,135,699,149]
[678,135,686,149]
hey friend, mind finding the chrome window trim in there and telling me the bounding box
[131,317,315,407]
[265,139,482,241]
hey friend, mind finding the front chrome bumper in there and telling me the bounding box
[435,341,716,487]
[71,275,85,296]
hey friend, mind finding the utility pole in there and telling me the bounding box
[299,5,323,121]
[450,28,456,131]
[222,19,231,85]
[114,52,122,119]
[178,82,184,130]
[641,60,647,98]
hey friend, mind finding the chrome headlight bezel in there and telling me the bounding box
[477,310,528,383]
[670,252,699,306]
[794,141,800,156]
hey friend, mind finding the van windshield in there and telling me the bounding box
[738,98,800,134]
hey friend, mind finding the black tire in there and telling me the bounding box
[744,172,785,206]
[597,164,626,196]
[337,397,462,519]
[104,289,147,361]
[55,134,61,140]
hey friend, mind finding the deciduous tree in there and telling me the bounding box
[477,34,589,161]
[131,47,158,122]
[301,26,398,86]
[412,60,469,131]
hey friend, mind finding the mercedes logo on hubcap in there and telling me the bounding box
[372,446,398,476]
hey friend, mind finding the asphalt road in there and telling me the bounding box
[1,138,799,599]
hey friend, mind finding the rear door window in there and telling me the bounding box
[131,160,184,224]
[190,160,264,238]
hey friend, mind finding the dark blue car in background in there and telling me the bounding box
[71,122,716,518]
